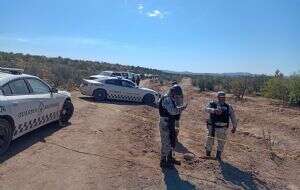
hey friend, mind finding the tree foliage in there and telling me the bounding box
[0,51,182,89]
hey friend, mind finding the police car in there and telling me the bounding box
[0,67,74,155]
[80,76,159,105]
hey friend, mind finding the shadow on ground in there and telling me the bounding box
[0,122,68,164]
[175,141,194,154]
[220,161,270,190]
[79,96,157,108]
[162,167,197,190]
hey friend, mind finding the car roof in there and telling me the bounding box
[90,75,114,79]
[89,75,135,83]
[0,72,37,86]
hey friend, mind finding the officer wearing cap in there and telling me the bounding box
[205,91,237,160]
[158,85,187,168]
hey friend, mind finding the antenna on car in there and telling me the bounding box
[0,67,24,75]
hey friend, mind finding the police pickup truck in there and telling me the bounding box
[80,75,159,105]
[0,67,74,155]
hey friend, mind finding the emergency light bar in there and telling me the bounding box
[0,67,24,75]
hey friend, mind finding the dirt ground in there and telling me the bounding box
[0,78,299,190]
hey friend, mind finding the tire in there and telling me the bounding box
[93,89,107,102]
[59,99,74,125]
[143,94,155,106]
[0,119,13,155]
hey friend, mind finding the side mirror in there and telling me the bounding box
[50,87,58,93]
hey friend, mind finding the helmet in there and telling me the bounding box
[217,91,226,98]
[170,85,183,96]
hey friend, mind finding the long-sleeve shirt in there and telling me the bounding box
[161,96,185,116]
[205,101,237,128]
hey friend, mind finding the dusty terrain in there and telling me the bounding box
[0,78,299,190]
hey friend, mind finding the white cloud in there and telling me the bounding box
[137,4,144,10]
[147,10,165,18]
[137,4,144,13]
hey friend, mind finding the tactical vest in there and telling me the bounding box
[158,96,180,120]
[209,101,230,126]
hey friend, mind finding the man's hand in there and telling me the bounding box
[231,127,236,133]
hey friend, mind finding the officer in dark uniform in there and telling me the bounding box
[159,85,187,168]
[205,91,237,160]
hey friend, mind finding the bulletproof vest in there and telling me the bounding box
[209,101,230,124]
[158,96,179,120]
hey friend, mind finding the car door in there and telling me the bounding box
[120,80,141,102]
[2,79,41,139]
[104,79,123,100]
[25,78,62,127]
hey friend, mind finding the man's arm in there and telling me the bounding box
[205,102,216,114]
[162,97,185,116]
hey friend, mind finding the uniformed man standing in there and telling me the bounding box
[136,75,141,86]
[171,80,184,142]
[205,91,237,160]
[159,85,187,168]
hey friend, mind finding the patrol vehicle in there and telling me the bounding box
[0,67,74,155]
[79,76,159,105]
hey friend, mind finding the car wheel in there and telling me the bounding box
[143,94,155,106]
[93,89,107,102]
[0,118,13,155]
[59,99,74,125]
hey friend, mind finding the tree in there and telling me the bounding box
[288,73,300,105]
[262,77,289,103]
[231,77,249,99]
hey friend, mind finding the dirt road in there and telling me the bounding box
[0,79,299,190]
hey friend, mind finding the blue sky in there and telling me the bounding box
[0,0,299,75]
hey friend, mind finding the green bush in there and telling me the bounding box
[288,74,300,105]
[262,77,289,102]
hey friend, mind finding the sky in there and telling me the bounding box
[0,0,299,75]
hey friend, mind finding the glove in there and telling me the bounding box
[231,128,236,133]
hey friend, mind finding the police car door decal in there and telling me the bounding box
[5,95,40,139]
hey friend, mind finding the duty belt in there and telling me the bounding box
[214,122,229,127]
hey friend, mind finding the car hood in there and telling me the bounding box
[139,87,157,94]
[58,90,71,97]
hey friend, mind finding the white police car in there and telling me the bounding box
[80,76,159,105]
[0,67,74,155]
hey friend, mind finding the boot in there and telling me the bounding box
[216,151,222,161]
[168,151,181,165]
[206,150,211,157]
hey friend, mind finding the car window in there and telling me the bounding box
[121,80,135,88]
[112,73,121,77]
[105,79,122,86]
[9,79,30,95]
[2,84,12,96]
[89,77,98,80]
[27,78,50,94]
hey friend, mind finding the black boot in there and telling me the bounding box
[216,151,222,161]
[206,150,211,157]
[168,151,181,165]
